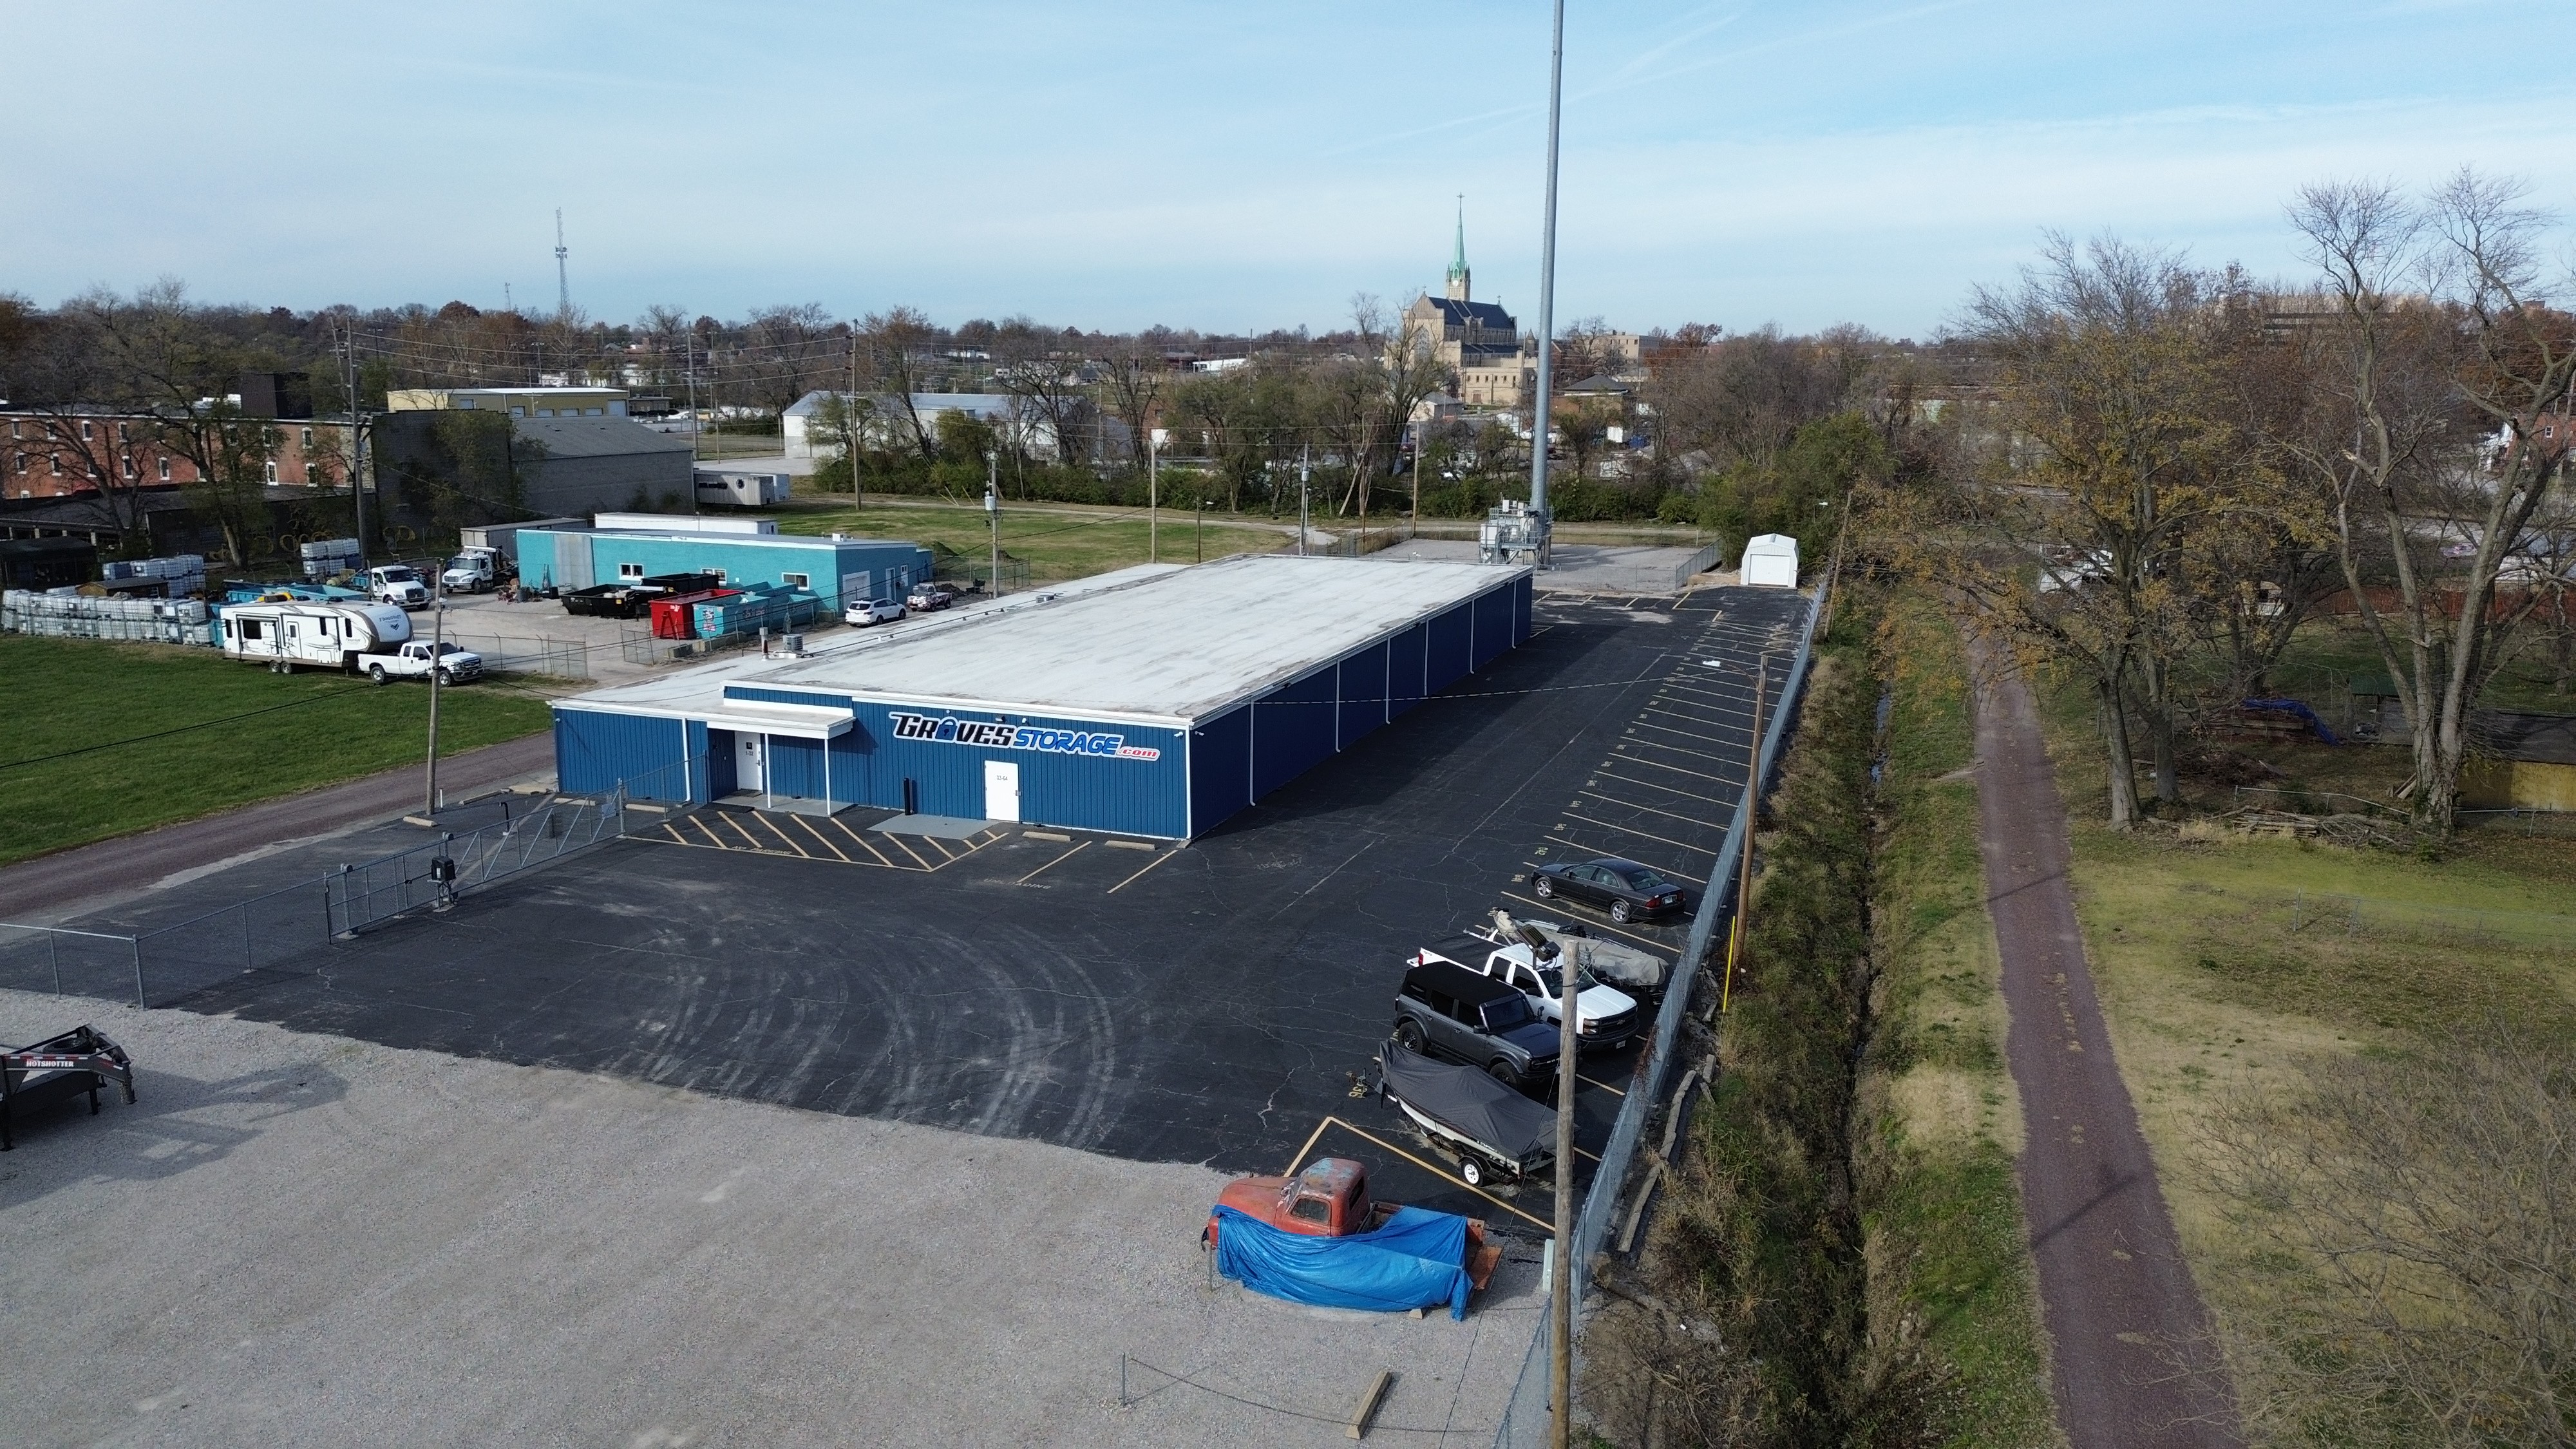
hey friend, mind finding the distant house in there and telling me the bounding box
[782,391,1075,461]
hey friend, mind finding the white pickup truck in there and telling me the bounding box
[1414,927,1642,1051]
[358,639,483,685]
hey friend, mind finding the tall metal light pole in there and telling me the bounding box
[342,322,368,567]
[1526,0,1566,570]
[1148,432,1160,564]
[1540,10,1571,1440]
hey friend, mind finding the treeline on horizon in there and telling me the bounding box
[1,283,1969,547]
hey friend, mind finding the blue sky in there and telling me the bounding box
[6,1,2571,338]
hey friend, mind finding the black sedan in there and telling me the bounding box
[1530,857,1696,924]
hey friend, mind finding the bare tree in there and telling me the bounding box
[1867,237,2273,826]
[1094,338,1166,475]
[2282,173,2576,835]
[853,307,942,464]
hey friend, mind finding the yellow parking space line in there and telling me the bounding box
[786,815,853,862]
[1106,845,1181,895]
[1496,891,1680,955]
[1562,810,1719,858]
[1283,1116,1337,1175]
[1578,1075,1628,1098]
[918,835,961,863]
[830,819,902,868]
[1643,703,1751,735]
[1288,1116,1553,1233]
[882,832,936,871]
[1017,840,1091,885]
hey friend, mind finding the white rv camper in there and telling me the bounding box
[218,601,413,674]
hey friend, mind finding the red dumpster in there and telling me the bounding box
[650,589,737,639]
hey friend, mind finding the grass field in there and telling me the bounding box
[2033,665,2576,1440]
[1863,605,2061,1448]
[0,638,554,867]
[776,499,1300,583]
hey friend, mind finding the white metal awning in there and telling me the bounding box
[701,701,854,739]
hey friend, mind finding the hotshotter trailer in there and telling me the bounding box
[547,554,1534,840]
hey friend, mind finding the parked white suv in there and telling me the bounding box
[844,598,905,627]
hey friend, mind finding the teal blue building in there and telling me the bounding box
[516,522,933,609]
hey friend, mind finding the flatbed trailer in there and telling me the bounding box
[3,1025,135,1150]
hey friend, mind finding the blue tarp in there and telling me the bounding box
[1209,1204,1475,1320]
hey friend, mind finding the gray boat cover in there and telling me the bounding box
[1379,1043,1558,1164]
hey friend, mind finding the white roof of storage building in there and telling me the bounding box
[560,554,1528,728]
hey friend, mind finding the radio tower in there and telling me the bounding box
[554,209,570,316]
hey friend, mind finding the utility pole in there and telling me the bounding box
[848,323,865,510]
[1526,0,1566,571]
[423,583,448,817]
[1148,432,1160,564]
[554,209,570,317]
[1298,444,1311,557]
[986,451,1003,598]
[1721,653,1768,1015]
[1197,500,1209,564]
[342,322,368,566]
[685,331,701,465]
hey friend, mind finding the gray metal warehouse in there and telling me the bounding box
[550,554,1535,839]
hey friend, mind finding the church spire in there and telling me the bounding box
[1446,196,1471,303]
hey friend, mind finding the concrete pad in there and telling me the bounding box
[0,990,1537,1448]
[874,813,994,839]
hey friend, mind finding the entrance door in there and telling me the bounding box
[737,735,767,796]
[982,760,1021,822]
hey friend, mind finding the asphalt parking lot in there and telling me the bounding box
[11,585,1811,1228]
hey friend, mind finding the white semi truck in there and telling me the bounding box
[217,600,414,674]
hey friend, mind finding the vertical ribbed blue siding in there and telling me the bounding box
[1336,639,1390,747]
[766,735,828,797]
[554,708,693,801]
[1387,622,1428,717]
[1472,587,1509,668]
[1513,574,1533,641]
[1253,669,1337,797]
[1190,705,1252,833]
[1426,603,1473,692]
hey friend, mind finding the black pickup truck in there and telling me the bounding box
[3,1025,135,1150]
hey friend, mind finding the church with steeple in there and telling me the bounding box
[1403,205,1533,408]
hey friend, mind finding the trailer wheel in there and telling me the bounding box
[1459,1158,1485,1188]
[369,664,388,685]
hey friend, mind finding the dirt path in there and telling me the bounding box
[0,734,554,922]
[1968,637,2237,1448]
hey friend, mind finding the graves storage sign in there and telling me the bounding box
[887,710,1161,761]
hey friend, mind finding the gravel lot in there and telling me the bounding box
[0,990,1538,1448]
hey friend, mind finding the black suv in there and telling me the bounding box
[1393,959,1563,1092]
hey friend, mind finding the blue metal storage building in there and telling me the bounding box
[517,520,934,609]
[549,555,1534,840]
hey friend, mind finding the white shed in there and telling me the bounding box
[1741,533,1800,589]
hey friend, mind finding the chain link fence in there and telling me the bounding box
[0,788,636,1010]
[1491,581,1825,1447]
